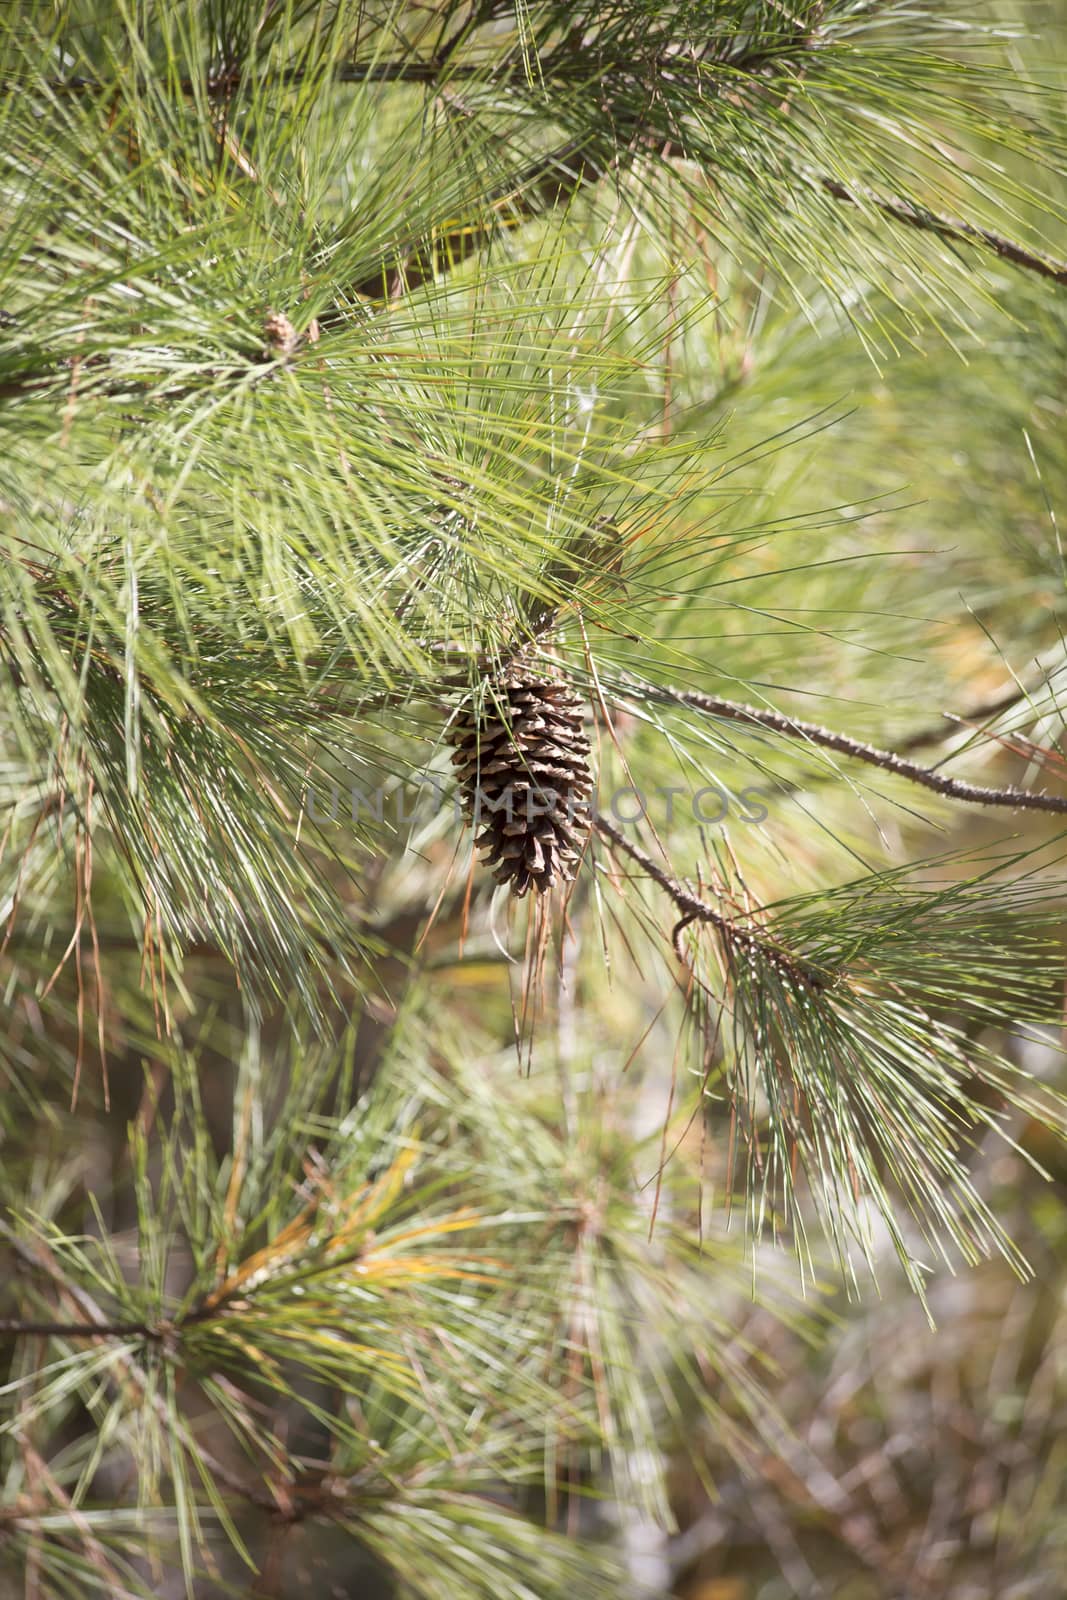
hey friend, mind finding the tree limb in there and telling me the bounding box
[0,1222,284,1512]
[593,811,829,987]
[820,176,1067,288]
[638,683,1067,814]
[0,1317,163,1339]
[344,135,610,304]
[895,659,1067,753]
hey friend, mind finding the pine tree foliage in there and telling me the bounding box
[2,1,1067,1595]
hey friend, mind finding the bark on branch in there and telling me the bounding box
[820,176,1067,288]
[638,683,1067,815]
[593,811,829,988]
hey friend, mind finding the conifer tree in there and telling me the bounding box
[2,2,1067,1595]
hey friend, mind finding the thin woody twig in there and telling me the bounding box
[344,136,608,303]
[593,812,828,989]
[15,34,806,99]
[895,665,1065,753]
[0,1223,285,1513]
[820,176,1067,289]
[0,1318,163,1339]
[640,684,1067,815]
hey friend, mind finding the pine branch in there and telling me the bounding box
[0,1222,287,1513]
[356,99,1067,309]
[593,811,828,987]
[895,655,1067,753]
[820,177,1067,289]
[1,18,820,329]
[343,135,610,304]
[0,1318,161,1339]
[634,684,1067,814]
[17,25,816,100]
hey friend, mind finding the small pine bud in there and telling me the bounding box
[262,311,298,357]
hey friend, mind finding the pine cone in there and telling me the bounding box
[452,667,593,897]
